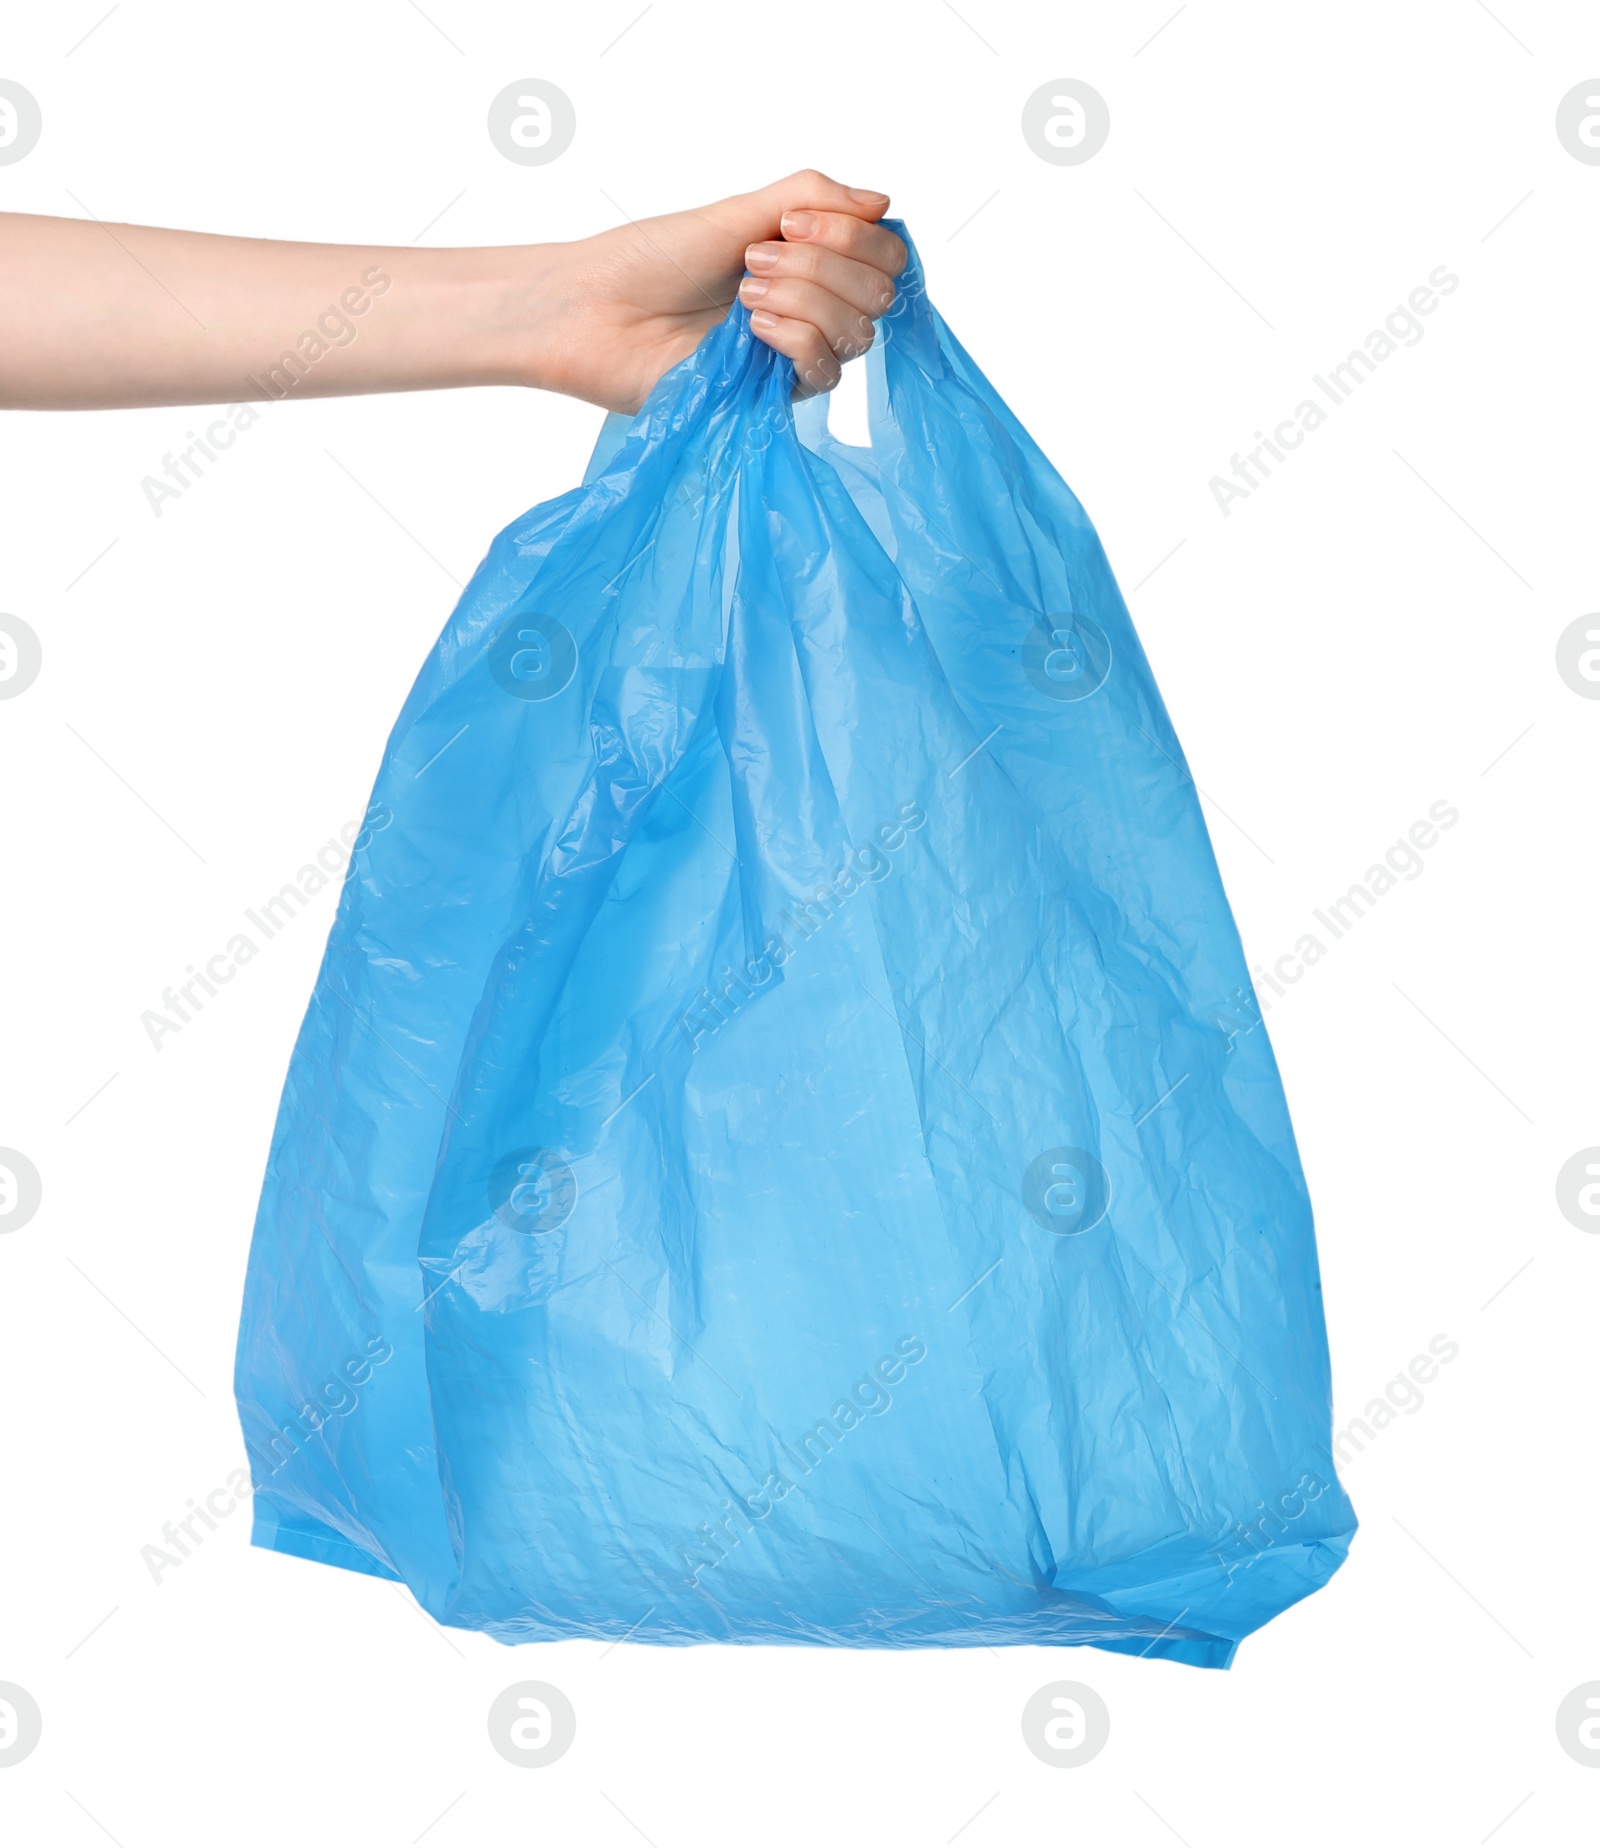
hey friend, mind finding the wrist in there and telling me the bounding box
[471,239,576,394]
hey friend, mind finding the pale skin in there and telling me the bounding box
[0,170,907,416]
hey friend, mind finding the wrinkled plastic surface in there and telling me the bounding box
[235,225,1355,1666]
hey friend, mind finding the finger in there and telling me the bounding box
[738,277,876,362]
[775,209,907,281]
[761,168,892,224]
[706,169,894,252]
[747,309,843,398]
[742,243,896,319]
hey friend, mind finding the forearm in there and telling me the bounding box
[0,212,559,409]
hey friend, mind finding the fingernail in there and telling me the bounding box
[743,244,780,272]
[780,211,817,238]
[739,276,769,300]
[847,188,890,207]
[750,309,780,331]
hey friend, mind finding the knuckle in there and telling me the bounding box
[837,318,875,361]
[801,338,839,390]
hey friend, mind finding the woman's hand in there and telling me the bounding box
[0,176,906,414]
[530,170,908,413]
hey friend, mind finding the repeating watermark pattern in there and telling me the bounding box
[1022,1146,1110,1234]
[140,404,261,517]
[677,802,928,1052]
[139,1468,253,1586]
[1556,1684,1600,1766]
[1208,799,1460,1039]
[1555,614,1600,699]
[489,615,577,700]
[1332,1334,1459,1466]
[1023,613,1112,701]
[487,80,575,166]
[0,614,42,699]
[249,1334,395,1479]
[679,1336,928,1587]
[1020,1681,1110,1767]
[873,264,930,363]
[674,397,797,520]
[1209,267,1460,517]
[0,80,41,166]
[487,1682,576,1767]
[488,1147,577,1234]
[141,804,390,1050]
[1555,81,1600,165]
[1555,1149,1600,1233]
[143,1335,395,1584]
[1021,80,1110,166]
[240,268,393,405]
[0,1148,43,1235]
[0,1682,42,1768]
[1211,1470,1332,1584]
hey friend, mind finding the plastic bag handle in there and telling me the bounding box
[582,219,931,484]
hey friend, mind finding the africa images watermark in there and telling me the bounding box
[678,801,928,1052]
[141,1333,394,1585]
[1209,265,1460,517]
[1207,798,1459,1044]
[1211,1466,1334,1585]
[679,1335,929,1587]
[140,266,393,517]
[1332,1332,1460,1467]
[139,402,262,517]
[140,802,391,1050]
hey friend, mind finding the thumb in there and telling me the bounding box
[708,169,891,246]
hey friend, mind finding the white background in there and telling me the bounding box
[1,1,1595,1840]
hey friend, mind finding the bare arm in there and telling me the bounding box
[0,171,906,416]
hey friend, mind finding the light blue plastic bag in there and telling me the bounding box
[235,224,1354,1666]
